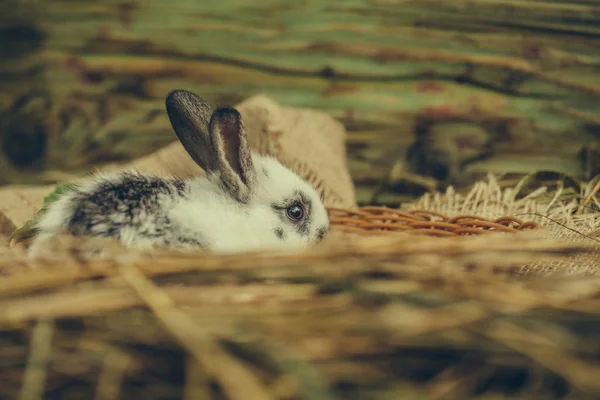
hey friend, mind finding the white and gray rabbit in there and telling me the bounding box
[29,90,330,255]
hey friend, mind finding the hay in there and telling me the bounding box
[1,171,600,399]
[407,175,600,275]
[1,220,600,399]
[2,174,600,399]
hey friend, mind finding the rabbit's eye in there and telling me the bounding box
[286,202,305,221]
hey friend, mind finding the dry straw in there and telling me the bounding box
[1,176,600,400]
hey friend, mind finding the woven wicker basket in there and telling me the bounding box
[328,206,541,237]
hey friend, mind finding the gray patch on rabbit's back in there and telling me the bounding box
[67,173,202,247]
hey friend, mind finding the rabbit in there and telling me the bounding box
[28,90,330,256]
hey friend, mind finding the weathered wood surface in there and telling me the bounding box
[1,0,600,205]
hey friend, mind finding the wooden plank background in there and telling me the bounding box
[2,0,600,205]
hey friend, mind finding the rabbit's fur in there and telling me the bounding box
[30,90,330,255]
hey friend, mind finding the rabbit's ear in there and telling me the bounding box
[209,107,257,203]
[165,90,216,173]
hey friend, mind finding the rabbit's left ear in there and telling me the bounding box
[165,90,216,173]
[209,107,257,203]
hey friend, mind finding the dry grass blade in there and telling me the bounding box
[577,176,600,215]
[482,320,600,392]
[426,364,495,400]
[183,358,211,400]
[116,263,275,400]
[377,300,491,337]
[0,282,317,324]
[93,347,131,400]
[18,319,53,400]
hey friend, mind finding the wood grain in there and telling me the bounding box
[1,0,600,205]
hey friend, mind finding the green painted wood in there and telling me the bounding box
[1,0,600,204]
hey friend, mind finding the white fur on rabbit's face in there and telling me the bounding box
[170,153,329,254]
[164,89,330,254]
